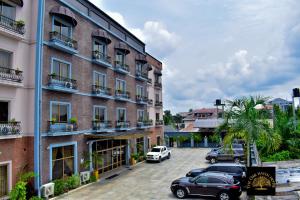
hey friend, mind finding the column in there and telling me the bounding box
[191,136,194,148]
[143,136,148,154]
[126,139,131,166]
[204,136,208,147]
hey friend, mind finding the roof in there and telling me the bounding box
[183,108,222,121]
[193,108,220,113]
[179,124,199,132]
[269,98,292,104]
[164,125,177,132]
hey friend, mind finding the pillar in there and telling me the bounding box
[191,136,194,148]
[143,136,148,154]
[126,139,131,166]
[204,136,208,147]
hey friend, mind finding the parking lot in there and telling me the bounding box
[56,148,247,200]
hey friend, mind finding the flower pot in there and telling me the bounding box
[93,170,99,180]
[130,158,136,165]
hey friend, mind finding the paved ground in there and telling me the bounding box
[56,148,247,200]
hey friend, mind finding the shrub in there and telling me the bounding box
[29,196,43,200]
[262,150,291,162]
[53,179,67,196]
[66,175,80,190]
[90,174,97,182]
[9,181,27,200]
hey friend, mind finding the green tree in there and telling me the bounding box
[163,110,174,125]
[216,96,280,166]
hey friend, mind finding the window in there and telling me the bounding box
[155,75,161,83]
[0,102,8,121]
[94,72,106,87]
[52,59,70,78]
[208,177,226,184]
[117,108,126,121]
[0,50,12,68]
[51,103,69,123]
[53,18,71,37]
[94,106,106,121]
[136,137,144,155]
[93,40,107,58]
[115,51,125,65]
[136,85,144,96]
[196,176,208,184]
[0,1,16,19]
[0,164,8,198]
[52,145,74,180]
[136,62,143,72]
[137,110,144,121]
[155,94,160,102]
[157,136,161,146]
[116,79,126,92]
[156,113,160,121]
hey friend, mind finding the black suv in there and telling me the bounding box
[171,172,242,199]
[206,148,244,164]
[186,163,247,186]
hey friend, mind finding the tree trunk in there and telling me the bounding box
[247,141,250,167]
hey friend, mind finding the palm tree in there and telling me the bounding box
[216,96,280,166]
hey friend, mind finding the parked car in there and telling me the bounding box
[206,148,244,164]
[146,146,171,162]
[171,172,242,199]
[186,163,247,186]
[276,169,290,184]
[211,143,244,152]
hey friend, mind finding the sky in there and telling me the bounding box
[89,0,300,113]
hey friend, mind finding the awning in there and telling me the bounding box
[135,54,147,64]
[115,42,130,55]
[85,130,151,140]
[10,0,23,7]
[92,29,111,44]
[50,6,77,26]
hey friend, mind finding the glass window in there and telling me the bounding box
[137,110,144,121]
[155,94,160,101]
[94,107,106,121]
[52,60,70,78]
[156,113,160,121]
[136,62,143,72]
[136,86,144,96]
[117,108,126,121]
[52,145,74,180]
[208,177,225,184]
[116,79,126,92]
[52,103,69,123]
[0,165,8,197]
[54,18,71,37]
[0,1,16,19]
[94,72,106,87]
[0,102,8,121]
[93,40,106,56]
[0,50,12,68]
[115,51,125,65]
[196,176,208,184]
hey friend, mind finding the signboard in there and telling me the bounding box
[246,167,276,196]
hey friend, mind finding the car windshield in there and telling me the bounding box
[151,148,161,152]
[189,176,198,183]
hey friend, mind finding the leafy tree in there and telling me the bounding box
[163,110,174,125]
[189,108,193,113]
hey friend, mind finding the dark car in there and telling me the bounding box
[186,163,247,186]
[211,143,244,153]
[171,172,242,199]
[206,148,244,164]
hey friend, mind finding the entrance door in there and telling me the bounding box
[0,102,8,121]
[0,165,8,198]
[169,138,174,147]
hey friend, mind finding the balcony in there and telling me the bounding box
[92,85,112,99]
[135,71,148,81]
[92,51,112,68]
[92,120,112,132]
[136,95,148,105]
[48,121,78,135]
[147,78,152,84]
[0,121,21,138]
[114,61,130,74]
[48,74,78,93]
[148,99,153,105]
[0,66,23,87]
[0,14,25,39]
[49,31,78,54]
[115,121,130,131]
[155,120,164,126]
[137,120,153,129]
[154,82,162,89]
[155,101,163,107]
[115,90,130,101]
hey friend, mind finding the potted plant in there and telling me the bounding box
[69,117,78,130]
[130,153,139,165]
[80,151,103,181]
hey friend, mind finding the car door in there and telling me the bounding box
[217,149,227,161]
[206,177,227,196]
[189,176,209,195]
[162,147,167,158]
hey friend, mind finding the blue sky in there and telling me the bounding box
[89,0,300,113]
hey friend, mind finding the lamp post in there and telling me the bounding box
[292,88,300,129]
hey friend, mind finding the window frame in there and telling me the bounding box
[93,71,106,87]
[93,38,107,56]
[0,1,16,20]
[51,57,72,78]
[137,109,144,121]
[50,101,71,123]
[0,49,12,68]
[116,107,126,122]
[52,16,73,38]
[136,85,144,96]
[115,50,126,65]
[115,78,126,92]
[93,105,107,121]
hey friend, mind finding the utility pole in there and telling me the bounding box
[292,88,300,129]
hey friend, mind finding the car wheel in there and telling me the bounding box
[210,158,216,164]
[175,188,187,199]
[168,153,171,159]
[218,192,230,200]
[234,157,240,163]
[158,156,161,163]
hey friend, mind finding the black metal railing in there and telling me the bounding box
[115,121,130,129]
[154,82,162,88]
[137,120,153,127]
[115,90,130,99]
[49,31,78,50]
[136,95,148,102]
[136,71,148,79]
[155,101,163,107]
[92,120,112,130]
[115,61,129,72]
[147,78,152,84]
[0,14,25,34]
[0,121,21,136]
[155,120,164,126]
[92,51,111,64]
[148,99,153,105]
[0,66,23,82]
[92,85,111,96]
[48,74,78,90]
[48,121,78,132]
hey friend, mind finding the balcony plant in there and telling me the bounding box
[130,153,139,165]
[16,20,25,28]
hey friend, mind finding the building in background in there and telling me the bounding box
[269,98,292,112]
[146,53,164,148]
[0,0,37,198]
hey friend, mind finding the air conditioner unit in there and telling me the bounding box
[80,171,91,184]
[41,182,55,198]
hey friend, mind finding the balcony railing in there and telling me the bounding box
[155,120,164,126]
[155,101,163,107]
[148,99,153,105]
[48,121,78,133]
[49,31,78,50]
[154,82,162,88]
[0,14,25,35]
[115,121,130,129]
[92,120,112,131]
[0,66,23,83]
[114,61,129,73]
[147,78,152,84]
[92,85,111,96]
[137,120,153,128]
[92,51,111,64]
[0,121,21,136]
[136,95,148,104]
[135,71,148,80]
[115,90,130,100]
[48,74,77,90]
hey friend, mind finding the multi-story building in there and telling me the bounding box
[38,0,162,185]
[0,0,37,198]
[146,53,164,148]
